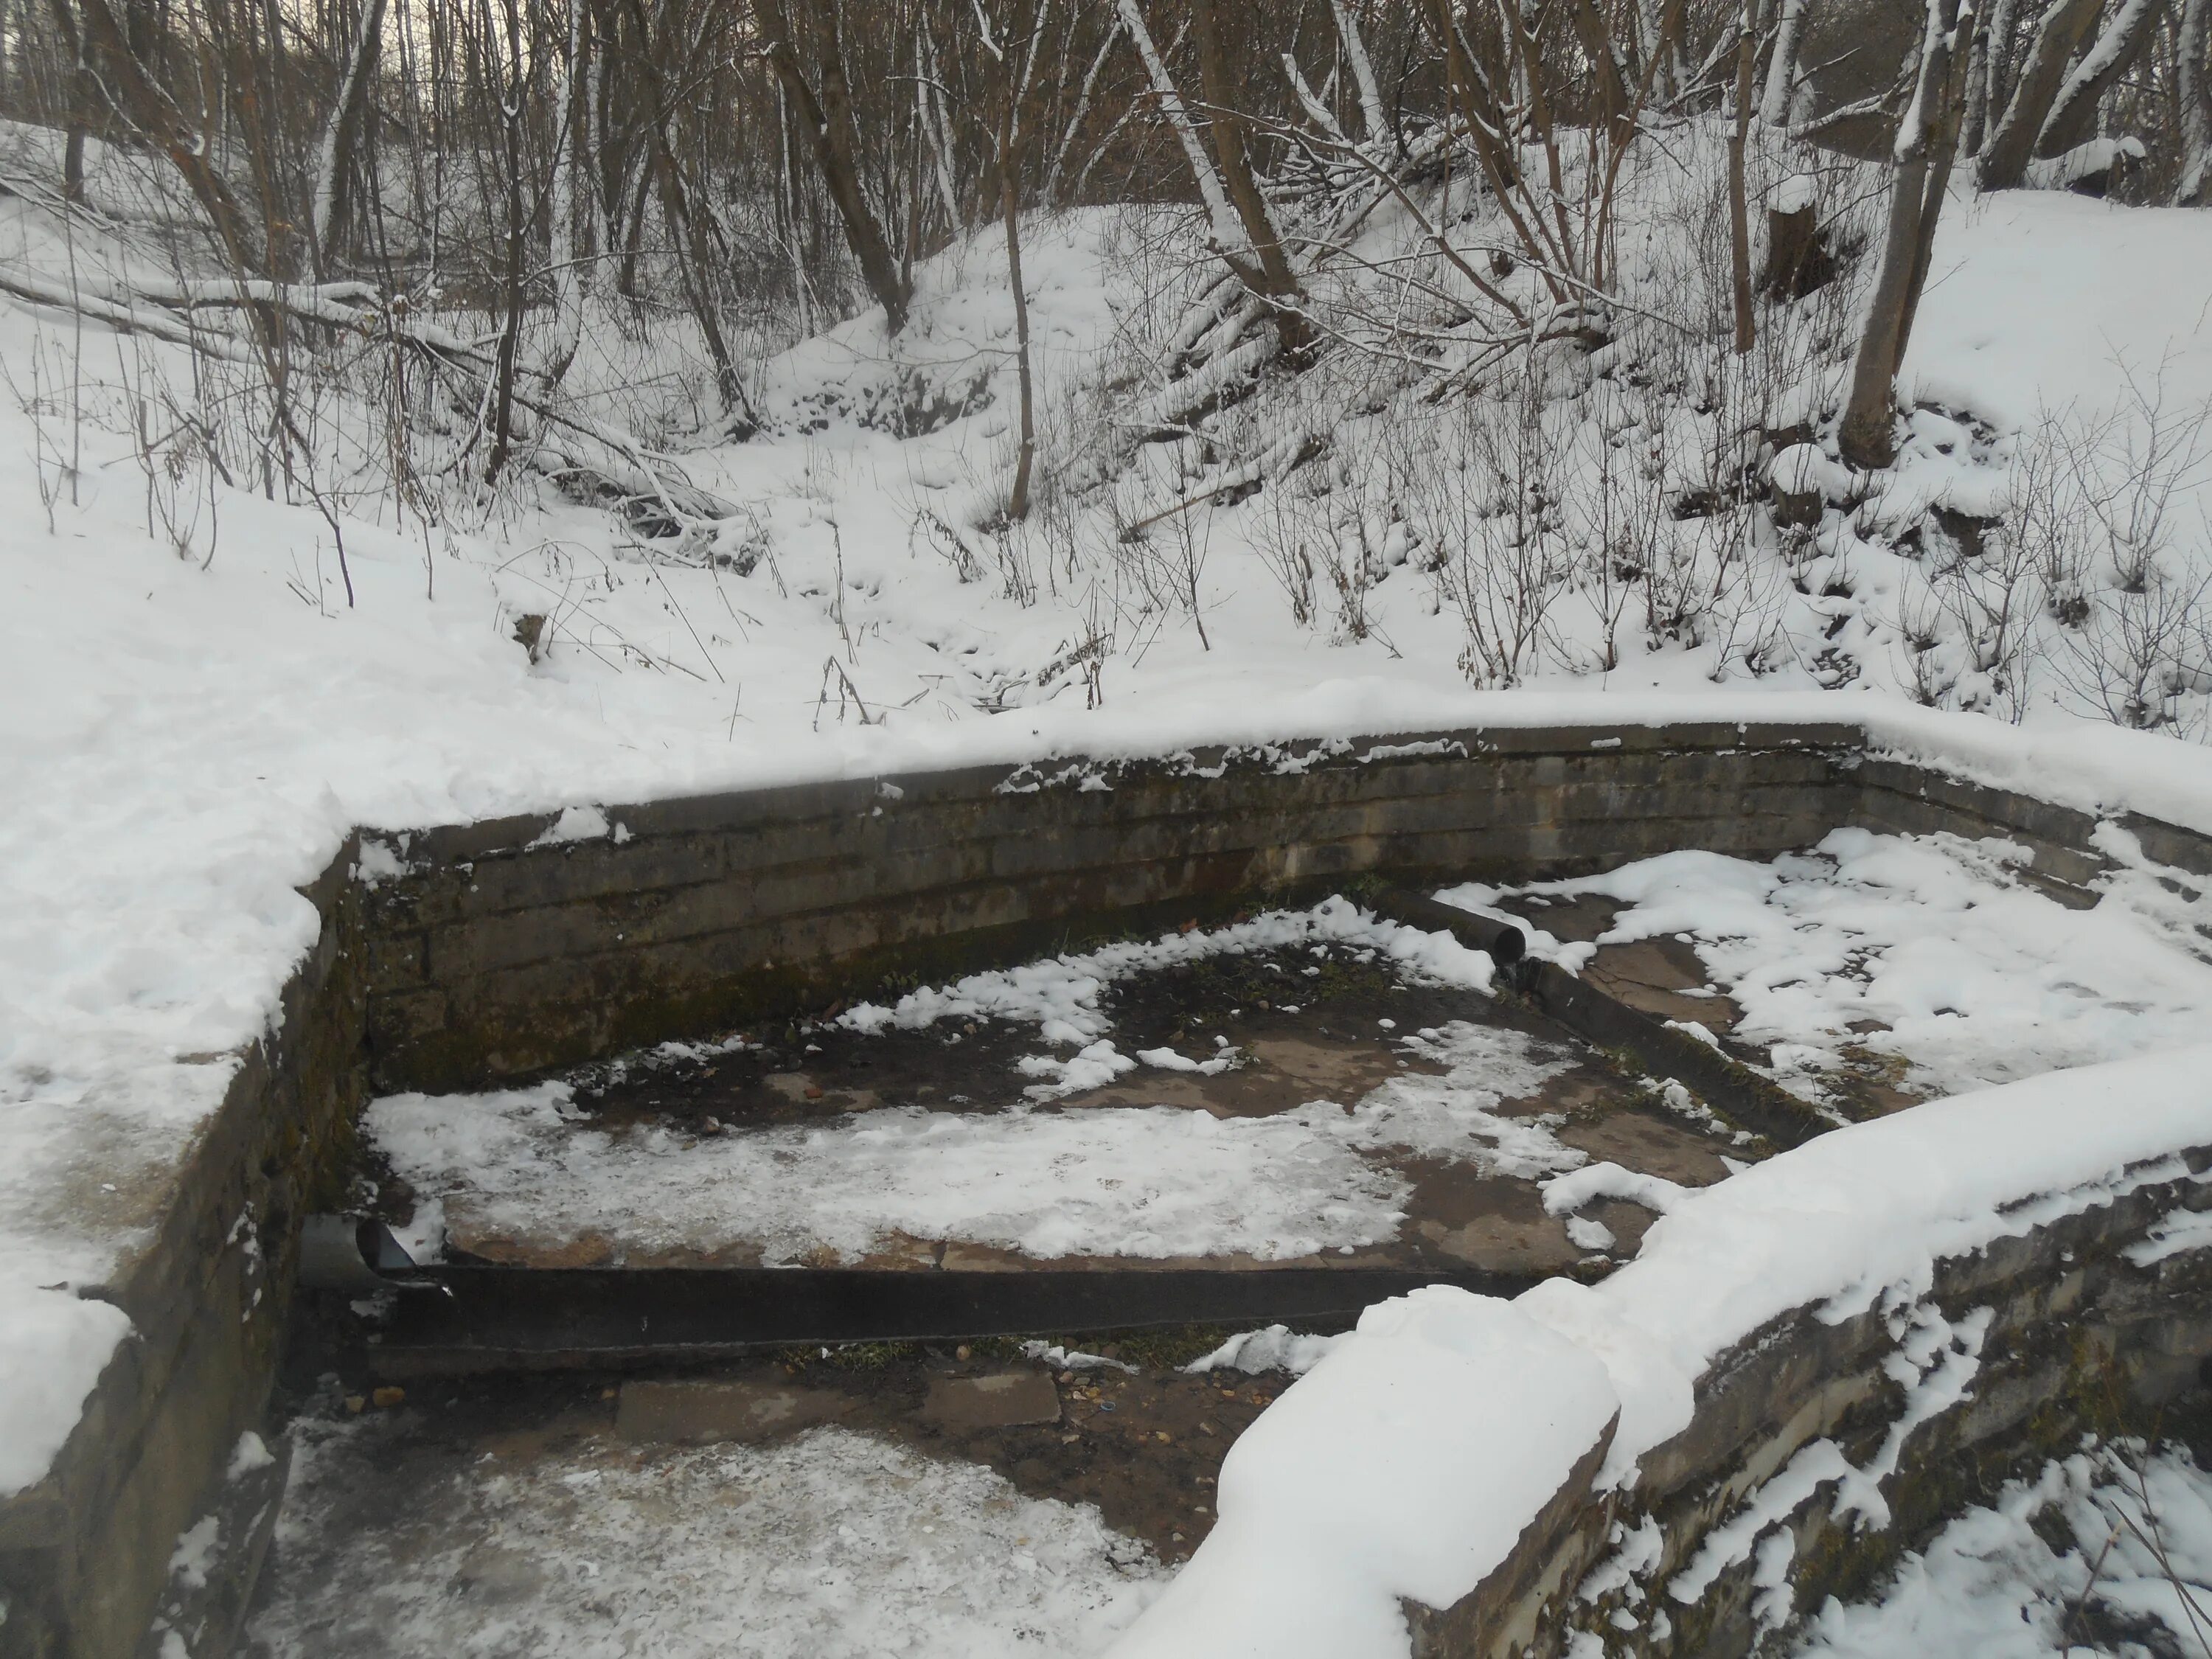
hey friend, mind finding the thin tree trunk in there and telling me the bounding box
[754,0,909,332]
[484,0,527,485]
[1980,0,2105,186]
[1045,9,1119,200]
[1896,0,1977,358]
[2179,0,2211,201]
[1840,0,1967,467]
[1728,0,1757,352]
[1001,60,1034,521]
[1565,0,1636,135]
[1959,0,1992,152]
[537,0,585,385]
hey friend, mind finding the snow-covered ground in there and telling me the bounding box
[245,1417,1164,1659]
[1443,827,2212,1106]
[1792,1440,2212,1659]
[7,152,2212,1514]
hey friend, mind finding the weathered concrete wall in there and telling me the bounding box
[1409,1151,2212,1659]
[0,850,367,1659]
[361,723,1860,1093]
[10,717,2212,1659]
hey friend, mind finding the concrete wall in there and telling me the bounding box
[8,717,2212,1658]
[1411,1147,2212,1658]
[0,850,366,1659]
[361,723,1860,1093]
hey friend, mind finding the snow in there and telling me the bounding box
[1109,1289,1619,1659]
[1792,1441,2212,1659]
[1905,187,2212,438]
[1183,1325,1344,1377]
[0,1283,131,1498]
[1442,827,2212,1105]
[5,148,2212,1504]
[1104,1046,2212,1659]
[246,1419,1166,1658]
[366,959,1582,1265]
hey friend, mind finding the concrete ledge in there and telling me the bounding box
[1507,1155,2212,1659]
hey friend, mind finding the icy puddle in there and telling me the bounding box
[1443,829,2212,1119]
[365,899,1740,1279]
[243,1395,1168,1659]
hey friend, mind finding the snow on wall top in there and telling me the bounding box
[1105,1046,2212,1659]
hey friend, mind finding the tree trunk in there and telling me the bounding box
[1839,0,1966,467]
[2179,0,2211,201]
[1728,0,1757,353]
[1759,0,1806,122]
[1329,0,1388,141]
[1565,0,1636,135]
[1958,0,1992,153]
[754,0,910,333]
[1114,0,1258,272]
[2034,0,2165,158]
[1001,68,1035,521]
[484,0,527,485]
[56,0,268,272]
[307,0,387,274]
[1045,10,1120,200]
[1976,0,2023,141]
[1189,0,1309,352]
[1895,0,1975,359]
[536,0,585,386]
[1979,0,2104,187]
[623,0,754,425]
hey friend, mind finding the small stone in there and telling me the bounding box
[372,1386,406,1409]
[1197,1421,1216,1436]
[1155,1430,1172,1443]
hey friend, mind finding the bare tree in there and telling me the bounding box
[1840,0,1974,467]
[754,0,911,331]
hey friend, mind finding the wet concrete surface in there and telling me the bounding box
[1498,893,1927,1119]
[274,1332,1293,1579]
[375,940,1755,1280]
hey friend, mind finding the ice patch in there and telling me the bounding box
[247,1420,1165,1658]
